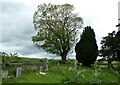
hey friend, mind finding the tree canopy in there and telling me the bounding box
[75,26,98,66]
[32,3,83,63]
[115,30,120,61]
[100,30,120,68]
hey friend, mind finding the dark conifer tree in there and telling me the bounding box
[75,26,98,66]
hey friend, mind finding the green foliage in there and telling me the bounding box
[100,30,120,68]
[100,31,116,57]
[32,3,83,62]
[75,26,98,66]
[115,30,120,61]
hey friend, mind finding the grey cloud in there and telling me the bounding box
[1,2,27,14]
[0,2,58,59]
[0,2,74,59]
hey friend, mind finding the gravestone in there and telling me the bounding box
[92,70,97,76]
[57,62,59,66]
[74,61,77,74]
[45,64,48,71]
[16,67,22,77]
[40,66,43,72]
[2,71,8,79]
[92,61,98,76]
[45,61,48,71]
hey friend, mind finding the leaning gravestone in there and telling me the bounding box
[16,67,22,77]
[2,71,8,79]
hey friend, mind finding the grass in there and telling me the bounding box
[3,72,60,83]
[0,70,2,84]
[2,61,119,83]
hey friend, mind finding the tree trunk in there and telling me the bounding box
[61,54,67,64]
[108,56,113,69]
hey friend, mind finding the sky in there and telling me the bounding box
[0,0,119,59]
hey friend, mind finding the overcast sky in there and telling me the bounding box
[0,0,119,59]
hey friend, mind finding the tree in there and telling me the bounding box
[116,19,120,61]
[115,30,120,61]
[116,19,120,30]
[100,31,117,68]
[75,26,98,66]
[32,3,83,63]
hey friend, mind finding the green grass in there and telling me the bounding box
[2,62,119,83]
[3,72,61,83]
[2,56,119,83]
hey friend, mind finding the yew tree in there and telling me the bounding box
[75,26,98,66]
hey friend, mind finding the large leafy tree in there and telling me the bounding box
[75,26,98,66]
[32,3,83,63]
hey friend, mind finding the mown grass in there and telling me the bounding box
[2,61,119,83]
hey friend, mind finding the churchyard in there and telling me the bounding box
[2,57,120,83]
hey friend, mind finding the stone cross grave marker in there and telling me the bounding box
[16,67,22,77]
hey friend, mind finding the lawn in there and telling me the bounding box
[2,61,119,83]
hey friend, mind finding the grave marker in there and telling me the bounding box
[2,71,8,79]
[57,62,59,66]
[16,67,22,77]
[45,60,48,71]
[40,66,43,72]
[74,61,77,74]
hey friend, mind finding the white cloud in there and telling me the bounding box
[1,0,119,59]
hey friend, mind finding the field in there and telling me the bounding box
[2,57,120,84]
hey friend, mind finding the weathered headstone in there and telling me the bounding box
[45,61,48,71]
[92,61,98,76]
[39,66,46,75]
[57,62,59,66]
[74,61,77,74]
[40,66,43,72]
[92,70,97,76]
[2,71,8,79]
[16,67,22,77]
